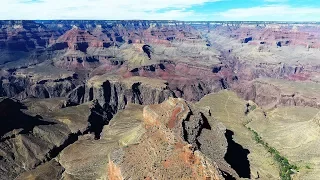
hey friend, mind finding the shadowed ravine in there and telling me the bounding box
[224,129,251,178]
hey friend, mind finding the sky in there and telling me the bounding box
[1,0,320,21]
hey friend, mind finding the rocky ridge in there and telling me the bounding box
[19,98,236,180]
[0,97,108,179]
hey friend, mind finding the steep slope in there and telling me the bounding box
[0,97,108,179]
[20,98,238,180]
[247,106,320,179]
[233,78,320,109]
[197,90,279,179]
[197,90,320,179]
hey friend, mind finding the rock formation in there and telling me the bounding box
[49,98,235,179]
[0,97,108,179]
[1,20,320,179]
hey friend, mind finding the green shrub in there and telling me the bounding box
[250,105,257,111]
[247,127,298,180]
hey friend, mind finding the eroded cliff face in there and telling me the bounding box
[0,74,79,102]
[3,20,320,112]
[233,78,320,109]
[203,24,320,110]
[0,61,229,114]
[0,20,233,108]
[84,76,173,110]
[50,98,236,180]
[0,69,223,112]
[1,76,76,99]
[0,97,108,180]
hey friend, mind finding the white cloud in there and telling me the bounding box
[0,0,220,20]
[215,5,320,21]
[2,1,320,21]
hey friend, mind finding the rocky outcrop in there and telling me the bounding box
[0,63,228,111]
[56,98,236,179]
[233,79,320,109]
[122,61,232,101]
[0,63,83,100]
[231,61,307,81]
[81,76,175,114]
[52,29,108,50]
[16,159,64,180]
[0,75,77,100]
[0,97,108,179]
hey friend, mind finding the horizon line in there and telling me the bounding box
[1,20,320,23]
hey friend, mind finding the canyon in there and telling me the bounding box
[1,20,320,179]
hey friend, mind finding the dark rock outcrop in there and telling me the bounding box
[82,76,175,114]
[0,98,109,180]
[1,76,77,100]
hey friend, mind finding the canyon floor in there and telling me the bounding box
[1,20,320,180]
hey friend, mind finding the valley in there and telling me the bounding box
[1,20,320,179]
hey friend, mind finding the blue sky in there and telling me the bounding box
[1,0,320,21]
